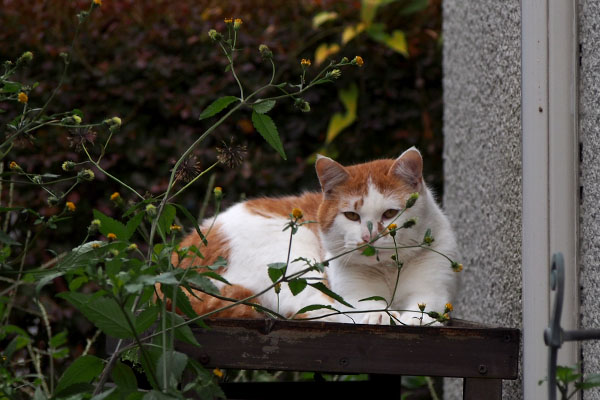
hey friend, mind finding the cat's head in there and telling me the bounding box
[315,147,428,264]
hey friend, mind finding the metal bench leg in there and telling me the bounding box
[463,378,502,400]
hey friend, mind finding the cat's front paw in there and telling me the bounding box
[360,310,403,325]
[398,312,441,326]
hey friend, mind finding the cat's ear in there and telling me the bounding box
[389,147,423,190]
[315,155,349,198]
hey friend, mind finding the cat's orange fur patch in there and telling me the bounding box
[162,224,261,319]
[171,223,229,270]
[245,192,322,234]
[161,284,262,319]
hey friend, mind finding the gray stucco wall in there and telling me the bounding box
[579,1,600,399]
[442,1,522,398]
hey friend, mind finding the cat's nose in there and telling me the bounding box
[361,232,372,243]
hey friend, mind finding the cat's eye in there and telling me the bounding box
[382,209,399,219]
[343,211,360,221]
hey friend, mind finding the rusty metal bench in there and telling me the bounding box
[178,318,520,399]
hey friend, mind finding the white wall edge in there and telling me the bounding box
[522,0,549,398]
[522,0,580,398]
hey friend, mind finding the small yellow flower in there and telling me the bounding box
[170,224,182,232]
[127,243,138,251]
[66,201,76,212]
[274,282,281,294]
[353,56,364,67]
[91,243,101,249]
[93,0,102,6]
[418,303,426,312]
[17,92,28,104]
[234,18,243,29]
[213,368,224,378]
[452,262,464,272]
[107,233,117,241]
[9,161,20,171]
[224,18,233,24]
[445,302,454,312]
[145,204,157,217]
[110,192,120,201]
[387,223,397,231]
[301,58,312,67]
[62,161,75,171]
[213,186,223,200]
[292,208,303,219]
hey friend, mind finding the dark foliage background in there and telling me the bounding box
[0,0,442,374]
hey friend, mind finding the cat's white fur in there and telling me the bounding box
[195,148,458,325]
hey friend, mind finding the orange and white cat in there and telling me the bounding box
[171,147,458,325]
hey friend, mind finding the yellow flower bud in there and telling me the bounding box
[17,92,28,104]
[66,201,76,212]
[107,233,117,241]
[291,208,303,219]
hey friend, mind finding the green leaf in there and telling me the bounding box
[382,30,409,57]
[156,351,188,389]
[199,96,239,120]
[111,361,138,392]
[49,330,68,348]
[1,82,22,93]
[325,83,358,144]
[58,292,135,339]
[55,355,104,395]
[173,204,207,245]
[198,270,230,286]
[312,11,338,28]
[576,374,600,390]
[309,282,354,308]
[251,111,287,160]
[161,284,201,324]
[400,0,429,15]
[268,262,288,270]
[135,305,159,333]
[160,312,200,346]
[157,204,177,238]
[362,245,376,257]
[93,209,129,241]
[358,296,388,303]
[268,267,285,283]
[295,304,338,315]
[186,273,219,295]
[253,99,276,114]
[289,279,307,296]
[125,212,144,240]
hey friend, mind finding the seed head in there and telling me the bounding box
[418,303,426,312]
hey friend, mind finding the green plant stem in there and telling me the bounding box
[119,296,159,389]
[26,342,50,397]
[388,235,402,307]
[81,143,144,200]
[36,299,54,393]
[146,102,243,257]
[1,230,30,326]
